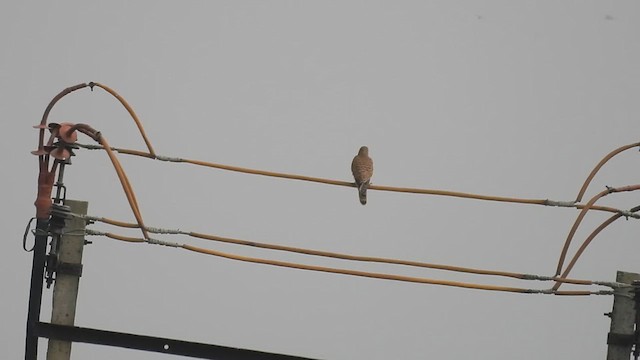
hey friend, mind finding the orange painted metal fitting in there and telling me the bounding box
[49,147,73,161]
[55,122,78,144]
[34,169,55,219]
[31,124,50,156]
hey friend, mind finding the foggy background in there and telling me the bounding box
[2,1,639,359]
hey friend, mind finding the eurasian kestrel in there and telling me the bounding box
[351,146,373,205]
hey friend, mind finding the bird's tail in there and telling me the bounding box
[358,181,369,205]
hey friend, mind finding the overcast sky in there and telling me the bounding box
[2,1,640,359]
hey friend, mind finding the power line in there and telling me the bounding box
[84,229,617,296]
[75,142,639,218]
[34,82,640,295]
[79,213,628,289]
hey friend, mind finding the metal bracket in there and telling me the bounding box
[34,322,319,360]
[56,262,83,277]
[608,332,635,346]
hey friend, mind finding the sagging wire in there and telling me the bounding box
[76,213,629,290]
[74,143,639,218]
[555,184,640,277]
[552,204,640,291]
[83,229,615,296]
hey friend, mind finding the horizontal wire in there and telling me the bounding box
[78,214,629,290]
[74,143,639,218]
[83,229,613,296]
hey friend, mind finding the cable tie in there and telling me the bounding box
[543,200,576,207]
[146,237,180,247]
[155,155,184,162]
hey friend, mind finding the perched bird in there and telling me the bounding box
[351,146,374,205]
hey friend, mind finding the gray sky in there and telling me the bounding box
[2,1,639,359]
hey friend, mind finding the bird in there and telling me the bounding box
[351,146,373,205]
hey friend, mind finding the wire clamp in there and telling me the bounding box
[155,155,183,162]
[542,199,576,207]
[57,261,83,277]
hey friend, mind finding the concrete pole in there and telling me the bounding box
[46,200,88,360]
[606,271,640,360]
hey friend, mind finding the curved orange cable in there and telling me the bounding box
[96,134,149,240]
[552,203,640,290]
[90,82,156,158]
[555,184,640,276]
[35,83,89,165]
[553,214,621,290]
[33,84,90,218]
[575,142,640,203]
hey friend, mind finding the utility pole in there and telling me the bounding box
[46,200,88,360]
[25,217,50,360]
[606,271,640,360]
